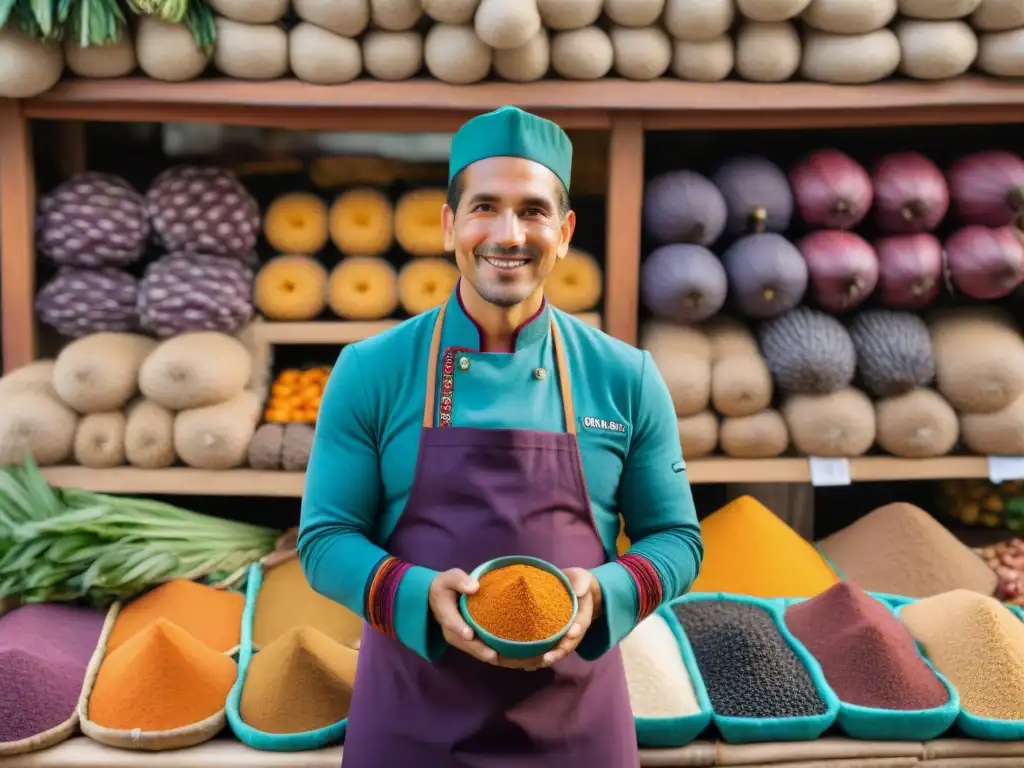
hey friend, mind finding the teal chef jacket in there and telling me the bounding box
[298,286,704,662]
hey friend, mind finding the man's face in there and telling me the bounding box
[442,156,575,308]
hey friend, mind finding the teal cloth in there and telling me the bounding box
[448,105,573,190]
[225,563,348,752]
[298,285,703,664]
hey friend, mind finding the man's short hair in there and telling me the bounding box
[446,168,571,218]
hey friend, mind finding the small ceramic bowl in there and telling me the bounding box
[459,555,579,660]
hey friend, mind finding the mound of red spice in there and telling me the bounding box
[784,581,949,711]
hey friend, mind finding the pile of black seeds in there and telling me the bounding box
[672,600,828,719]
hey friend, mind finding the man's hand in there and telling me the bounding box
[534,567,602,669]
[428,568,500,665]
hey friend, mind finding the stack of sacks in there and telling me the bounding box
[640,318,788,460]
[0,329,273,471]
[758,306,876,459]
[973,0,1024,76]
[928,306,1024,457]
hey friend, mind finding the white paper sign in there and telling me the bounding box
[808,457,852,487]
[987,456,1024,485]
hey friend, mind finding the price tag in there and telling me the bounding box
[987,456,1024,484]
[808,457,852,487]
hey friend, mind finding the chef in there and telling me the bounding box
[298,105,704,767]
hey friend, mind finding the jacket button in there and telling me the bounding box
[458,356,471,371]
[533,367,546,380]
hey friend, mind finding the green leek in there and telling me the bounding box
[0,456,280,606]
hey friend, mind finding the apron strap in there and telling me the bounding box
[422,303,576,434]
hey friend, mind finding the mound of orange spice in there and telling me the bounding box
[264,366,331,424]
[465,564,573,643]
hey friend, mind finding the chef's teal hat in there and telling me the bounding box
[448,105,573,191]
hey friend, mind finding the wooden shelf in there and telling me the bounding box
[255,313,602,345]
[38,456,993,496]
[22,76,1024,130]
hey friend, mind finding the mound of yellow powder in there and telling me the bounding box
[690,495,839,598]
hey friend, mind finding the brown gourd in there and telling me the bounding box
[705,317,773,418]
[209,0,289,23]
[65,33,136,78]
[73,412,127,469]
[289,24,362,85]
[758,307,857,395]
[174,391,263,470]
[972,0,1024,30]
[328,257,400,320]
[213,19,289,80]
[254,256,329,322]
[124,399,176,469]
[0,28,64,97]
[264,193,330,255]
[536,0,602,29]
[0,390,78,466]
[475,0,541,49]
[610,26,673,80]
[800,29,902,84]
[329,189,394,257]
[138,332,254,411]
[641,322,712,417]
[422,0,480,23]
[424,24,493,83]
[960,393,1024,456]
[604,0,666,26]
[398,258,461,315]
[875,388,959,458]
[371,0,423,31]
[928,308,1024,413]
[53,333,157,414]
[362,31,424,80]
[737,0,811,21]
[672,37,734,81]
[282,423,316,471]
[898,0,982,18]
[0,360,57,401]
[394,189,447,257]
[678,411,719,458]
[896,20,978,80]
[783,388,876,457]
[720,410,790,458]
[735,21,801,82]
[977,28,1024,76]
[848,310,935,398]
[801,0,898,33]
[494,28,551,81]
[293,0,369,35]
[551,26,614,80]
[664,0,735,40]
[135,18,210,82]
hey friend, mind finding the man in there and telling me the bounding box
[298,105,704,767]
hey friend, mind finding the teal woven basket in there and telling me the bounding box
[225,562,349,752]
[781,594,959,741]
[632,605,713,748]
[894,601,1024,741]
[669,592,840,744]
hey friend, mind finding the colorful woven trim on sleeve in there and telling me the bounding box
[365,555,413,638]
[617,553,663,622]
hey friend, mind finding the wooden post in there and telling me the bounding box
[0,101,37,373]
[603,115,644,346]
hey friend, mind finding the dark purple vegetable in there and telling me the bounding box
[641,244,728,323]
[797,230,879,314]
[722,233,809,319]
[712,155,794,237]
[947,150,1024,227]
[789,149,873,230]
[944,225,1024,300]
[643,170,728,247]
[35,266,139,338]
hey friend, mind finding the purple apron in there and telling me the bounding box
[341,304,639,767]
